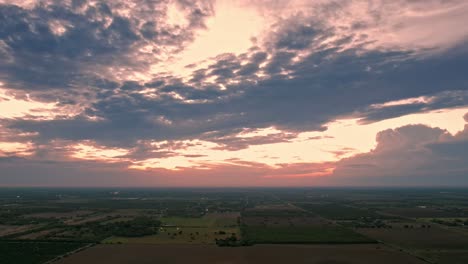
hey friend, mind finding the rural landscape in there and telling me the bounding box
[1,0,468,263]
[1,187,468,263]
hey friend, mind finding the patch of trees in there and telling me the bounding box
[70,216,162,241]
[353,219,392,228]
[108,217,161,237]
[431,218,467,227]
[403,224,430,229]
[0,211,56,225]
[215,234,241,247]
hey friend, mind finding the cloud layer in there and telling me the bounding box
[0,0,467,186]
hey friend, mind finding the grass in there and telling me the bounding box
[160,213,239,228]
[296,203,383,220]
[103,226,240,245]
[98,214,241,245]
[381,208,467,218]
[160,217,216,227]
[242,226,375,244]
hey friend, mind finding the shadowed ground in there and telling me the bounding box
[56,244,427,264]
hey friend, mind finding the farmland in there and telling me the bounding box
[1,187,468,263]
[295,203,386,220]
[56,244,427,264]
[0,241,88,264]
[242,226,374,244]
[103,226,240,245]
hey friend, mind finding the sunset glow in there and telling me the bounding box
[0,0,467,187]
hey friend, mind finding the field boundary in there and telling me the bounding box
[44,243,95,264]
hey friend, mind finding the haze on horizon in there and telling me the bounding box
[0,0,467,187]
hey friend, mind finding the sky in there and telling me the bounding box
[0,0,467,187]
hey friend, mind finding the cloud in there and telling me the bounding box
[357,91,468,124]
[333,115,468,185]
[1,112,467,186]
[0,1,468,186]
[2,1,468,145]
[3,20,468,151]
[0,156,149,187]
[0,0,212,91]
[249,0,468,53]
[0,154,337,187]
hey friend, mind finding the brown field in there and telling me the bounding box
[17,228,63,239]
[357,225,468,250]
[101,217,134,224]
[243,216,331,227]
[421,250,468,264]
[64,214,117,225]
[56,244,427,264]
[0,224,41,237]
[114,209,155,216]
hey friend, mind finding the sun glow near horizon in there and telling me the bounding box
[126,107,468,172]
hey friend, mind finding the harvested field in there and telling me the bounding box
[64,214,116,225]
[0,224,41,237]
[357,225,468,250]
[242,216,331,227]
[421,250,468,264]
[17,228,63,239]
[101,217,134,224]
[55,244,427,264]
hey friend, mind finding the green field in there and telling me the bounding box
[242,226,375,244]
[296,203,384,220]
[0,241,87,264]
[160,217,216,227]
[160,213,238,228]
[103,226,240,245]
